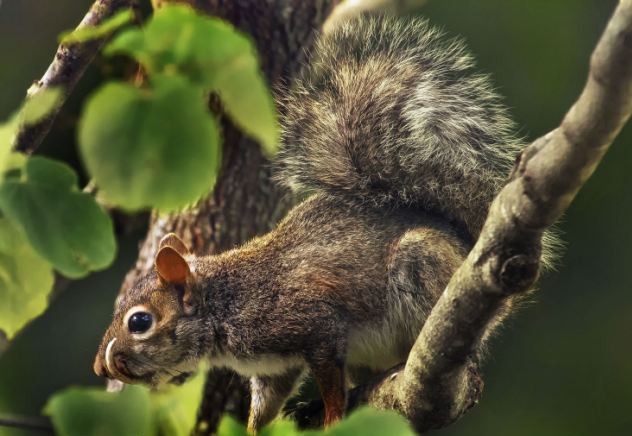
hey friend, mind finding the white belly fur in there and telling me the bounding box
[209,294,426,376]
[347,291,428,370]
[209,352,305,377]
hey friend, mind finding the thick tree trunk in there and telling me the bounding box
[117,1,340,434]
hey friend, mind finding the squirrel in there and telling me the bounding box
[93,15,556,432]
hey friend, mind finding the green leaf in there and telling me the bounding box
[44,386,153,436]
[106,4,278,153]
[213,60,278,156]
[79,75,221,211]
[21,87,63,125]
[0,116,18,171]
[215,416,302,436]
[105,5,213,77]
[215,409,411,436]
[151,367,206,436]
[217,415,249,436]
[1,153,27,177]
[0,156,116,278]
[0,88,62,171]
[59,9,134,44]
[325,407,415,436]
[0,218,54,339]
[259,419,301,436]
[105,28,148,64]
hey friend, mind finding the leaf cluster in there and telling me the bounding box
[45,380,415,436]
[0,90,115,338]
[81,4,278,211]
[1,4,283,434]
[0,2,277,341]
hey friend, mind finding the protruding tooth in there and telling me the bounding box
[105,337,117,375]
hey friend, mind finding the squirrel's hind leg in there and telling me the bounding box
[389,225,470,315]
[247,366,305,433]
[306,345,348,428]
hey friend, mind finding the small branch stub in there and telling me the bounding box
[13,0,133,154]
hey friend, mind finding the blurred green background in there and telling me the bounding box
[0,0,630,435]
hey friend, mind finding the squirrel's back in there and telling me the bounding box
[278,16,522,240]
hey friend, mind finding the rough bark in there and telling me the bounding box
[292,0,632,432]
[115,1,340,434]
[12,0,136,154]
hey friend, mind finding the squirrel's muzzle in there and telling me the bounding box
[93,336,118,378]
[93,352,108,378]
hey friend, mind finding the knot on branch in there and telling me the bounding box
[509,133,552,181]
[499,254,539,293]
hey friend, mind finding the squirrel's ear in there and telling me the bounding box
[155,246,190,284]
[158,233,190,256]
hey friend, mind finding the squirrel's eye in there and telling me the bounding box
[128,312,153,334]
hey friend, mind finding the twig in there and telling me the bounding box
[12,0,134,154]
[1,0,143,355]
[0,414,53,434]
[324,0,428,33]
[295,0,632,431]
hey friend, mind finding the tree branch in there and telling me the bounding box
[292,0,632,431]
[12,0,135,154]
[324,0,427,33]
[0,413,53,434]
[2,1,143,355]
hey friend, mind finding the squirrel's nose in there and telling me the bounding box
[113,353,129,375]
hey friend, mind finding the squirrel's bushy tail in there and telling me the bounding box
[278,16,520,239]
[278,16,558,265]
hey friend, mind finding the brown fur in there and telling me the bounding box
[95,195,469,429]
[94,15,557,432]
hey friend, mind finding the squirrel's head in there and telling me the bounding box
[93,233,208,389]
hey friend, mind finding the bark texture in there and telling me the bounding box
[13,0,135,154]
[116,1,341,434]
